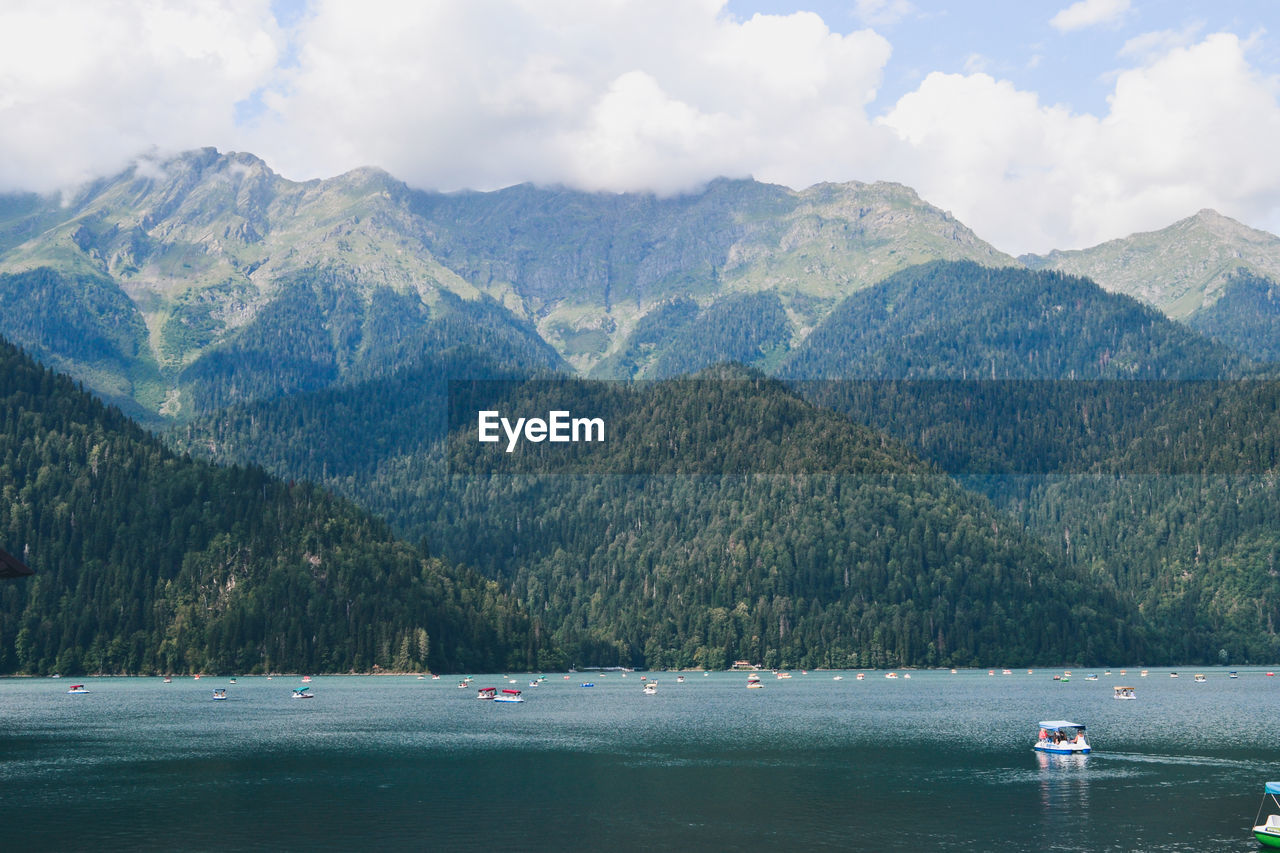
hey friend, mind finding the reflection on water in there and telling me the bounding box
[0,669,1274,851]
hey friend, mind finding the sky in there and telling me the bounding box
[1,0,1278,255]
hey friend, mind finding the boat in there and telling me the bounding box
[834,675,844,681]
[494,689,523,703]
[776,671,791,679]
[1141,670,1149,677]
[1033,721,1090,754]
[529,680,539,687]
[1230,671,1239,679]
[212,688,228,700]
[1255,782,1280,848]
[643,681,657,695]
[1113,685,1136,700]
[747,673,763,689]
[885,672,898,679]
[291,687,314,699]
[1170,672,1179,678]
[301,675,312,683]
[1084,674,1099,681]
[66,684,90,694]
[458,680,469,688]
[580,682,595,688]
[1194,673,1206,683]
[676,675,685,683]
[854,673,863,680]
[163,676,172,683]
[476,687,497,700]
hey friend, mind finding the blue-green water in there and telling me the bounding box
[1,669,1276,851]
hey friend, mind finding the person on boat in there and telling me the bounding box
[1039,728,1048,741]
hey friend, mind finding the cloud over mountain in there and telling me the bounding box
[1,1,1278,254]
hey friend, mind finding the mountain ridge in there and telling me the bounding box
[0,148,1021,414]
[1022,208,1280,320]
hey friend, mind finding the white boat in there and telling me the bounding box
[676,675,685,683]
[1033,721,1090,754]
[643,681,657,695]
[747,673,763,689]
[775,671,791,679]
[1084,674,1099,681]
[494,689,523,703]
[1113,685,1136,700]
[1253,782,1280,848]
[477,686,497,700]
[885,672,898,679]
[66,684,90,694]
[1194,674,1207,683]
[291,687,314,699]
[212,688,228,700]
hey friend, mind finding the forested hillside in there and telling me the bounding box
[792,378,1280,663]
[780,261,1246,380]
[0,336,542,675]
[1186,271,1280,363]
[179,367,1142,669]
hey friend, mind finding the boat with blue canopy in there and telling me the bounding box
[1033,721,1090,754]
[1254,782,1280,847]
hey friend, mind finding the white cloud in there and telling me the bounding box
[880,33,1280,253]
[0,0,280,192]
[1050,0,1130,33]
[1,2,1279,256]
[248,0,895,194]
[1119,25,1203,60]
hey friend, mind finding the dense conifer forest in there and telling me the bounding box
[0,336,542,675]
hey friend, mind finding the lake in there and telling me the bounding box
[1,668,1275,851]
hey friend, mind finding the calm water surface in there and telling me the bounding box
[1,668,1276,851]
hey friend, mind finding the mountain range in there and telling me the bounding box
[4,148,1280,672]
